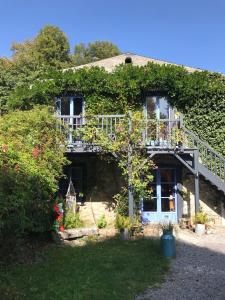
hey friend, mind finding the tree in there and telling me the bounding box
[0,58,15,113]
[72,41,121,66]
[11,25,71,69]
[0,25,72,112]
[75,111,154,218]
[35,25,71,67]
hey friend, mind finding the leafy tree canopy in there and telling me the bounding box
[11,25,71,69]
[0,26,121,111]
[72,41,121,66]
[35,25,71,67]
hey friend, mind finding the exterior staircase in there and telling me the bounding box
[181,127,225,194]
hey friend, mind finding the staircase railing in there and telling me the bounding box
[182,126,225,182]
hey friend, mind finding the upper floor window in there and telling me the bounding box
[144,96,174,119]
[56,96,84,116]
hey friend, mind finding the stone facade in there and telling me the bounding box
[182,168,225,226]
[63,153,122,227]
[61,154,225,227]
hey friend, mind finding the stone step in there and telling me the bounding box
[59,227,99,240]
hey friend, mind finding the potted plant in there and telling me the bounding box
[193,211,209,235]
[160,221,174,235]
[160,221,176,258]
[115,214,132,240]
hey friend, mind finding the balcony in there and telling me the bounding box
[58,114,183,152]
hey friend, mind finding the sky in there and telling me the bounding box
[0,0,225,73]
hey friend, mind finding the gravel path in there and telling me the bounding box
[136,228,225,300]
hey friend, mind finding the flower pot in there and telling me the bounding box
[120,228,130,240]
[195,223,205,235]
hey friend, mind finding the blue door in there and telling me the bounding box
[141,168,177,223]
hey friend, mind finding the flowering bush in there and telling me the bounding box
[0,107,68,239]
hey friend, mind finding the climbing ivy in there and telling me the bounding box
[7,63,225,155]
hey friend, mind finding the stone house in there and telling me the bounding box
[57,53,225,227]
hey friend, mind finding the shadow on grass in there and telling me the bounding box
[0,236,169,300]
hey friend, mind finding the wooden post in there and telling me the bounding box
[194,149,200,213]
[128,111,134,218]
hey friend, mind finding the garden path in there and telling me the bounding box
[137,227,225,300]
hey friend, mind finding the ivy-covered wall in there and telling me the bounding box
[8,63,225,156]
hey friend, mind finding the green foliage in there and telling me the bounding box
[72,41,121,66]
[8,63,225,155]
[76,111,155,216]
[97,214,107,229]
[115,214,132,230]
[64,211,84,229]
[35,25,71,67]
[0,107,68,239]
[193,211,209,224]
[11,25,71,69]
[0,26,71,112]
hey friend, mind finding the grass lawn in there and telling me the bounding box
[0,237,169,300]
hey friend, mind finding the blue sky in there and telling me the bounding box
[0,0,225,73]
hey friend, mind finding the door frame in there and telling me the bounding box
[141,167,178,223]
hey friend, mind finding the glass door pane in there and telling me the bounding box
[159,97,170,119]
[143,184,157,211]
[160,169,176,212]
[146,96,157,118]
[73,97,83,115]
[61,97,70,115]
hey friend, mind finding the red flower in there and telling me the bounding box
[59,226,64,232]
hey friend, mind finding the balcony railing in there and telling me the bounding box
[143,119,181,148]
[58,114,182,147]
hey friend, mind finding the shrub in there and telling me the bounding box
[0,107,68,239]
[64,211,84,229]
[193,211,209,225]
[97,214,107,229]
[115,214,132,230]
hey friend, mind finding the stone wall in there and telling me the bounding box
[66,153,122,227]
[63,154,225,227]
[182,169,225,226]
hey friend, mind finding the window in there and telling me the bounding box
[56,96,84,116]
[145,96,172,119]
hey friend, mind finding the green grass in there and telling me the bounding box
[0,237,169,300]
